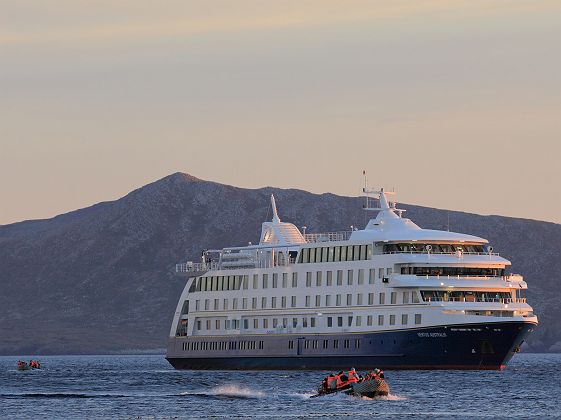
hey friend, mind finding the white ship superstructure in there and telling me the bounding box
[166,188,537,370]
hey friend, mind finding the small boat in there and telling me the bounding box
[314,368,389,398]
[17,360,41,371]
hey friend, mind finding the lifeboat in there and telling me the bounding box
[17,360,41,371]
[315,368,389,398]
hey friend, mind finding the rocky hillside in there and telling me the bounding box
[0,173,559,354]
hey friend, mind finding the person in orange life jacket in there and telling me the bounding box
[348,368,360,383]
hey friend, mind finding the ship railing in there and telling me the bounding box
[176,261,219,273]
[304,231,352,243]
[384,250,499,256]
[425,297,526,304]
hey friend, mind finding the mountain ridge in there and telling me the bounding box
[0,172,559,355]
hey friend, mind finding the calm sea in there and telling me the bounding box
[0,353,559,419]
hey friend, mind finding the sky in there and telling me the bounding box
[1,0,560,225]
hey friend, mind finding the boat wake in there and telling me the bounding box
[180,384,266,399]
[361,394,407,401]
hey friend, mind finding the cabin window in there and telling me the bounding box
[390,315,396,325]
[412,292,420,303]
[316,271,322,287]
[204,299,209,310]
[271,297,277,308]
[243,319,249,329]
[344,339,350,349]
[403,292,409,304]
[327,317,333,327]
[358,269,364,285]
[338,317,343,327]
[310,318,316,327]
[211,277,217,291]
[353,245,361,261]
[273,273,278,288]
[334,246,341,261]
[243,275,248,290]
[261,297,267,309]
[233,298,238,310]
[252,298,257,309]
[367,315,373,326]
[402,314,408,325]
[283,318,288,328]
[197,320,201,330]
[301,248,309,263]
[357,293,363,305]
[223,299,228,310]
[225,320,231,330]
[368,293,374,305]
[378,315,384,325]
[281,296,287,308]
[282,273,288,288]
[336,294,341,306]
[263,318,268,328]
[292,272,298,287]
[252,274,258,289]
[415,314,422,324]
[379,293,385,305]
[216,320,221,330]
[325,295,332,306]
[306,272,312,287]
[328,247,335,262]
[263,274,268,289]
[305,296,311,307]
[214,299,219,310]
[322,247,329,262]
[206,320,211,330]
[315,295,321,307]
[273,318,278,328]
[242,298,248,309]
[327,271,333,286]
[323,340,329,349]
[309,248,316,263]
[337,270,343,285]
[356,316,362,326]
[369,269,375,284]
[334,339,339,349]
[391,292,397,304]
[347,294,352,305]
[387,268,393,276]
[347,270,353,285]
[234,276,241,290]
[378,268,384,279]
[348,316,353,327]
[340,246,348,261]
[303,318,308,328]
[293,318,298,328]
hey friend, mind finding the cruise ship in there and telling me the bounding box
[166,188,537,370]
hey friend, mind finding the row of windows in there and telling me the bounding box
[196,317,318,331]
[193,267,394,298]
[194,291,420,312]
[421,290,511,302]
[288,338,362,350]
[182,340,264,351]
[299,244,373,264]
[403,267,505,277]
[194,313,422,331]
[384,243,486,254]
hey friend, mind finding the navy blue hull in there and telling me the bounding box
[166,321,536,370]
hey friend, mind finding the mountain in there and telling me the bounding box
[0,173,559,354]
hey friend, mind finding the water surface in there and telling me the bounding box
[1,353,559,418]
